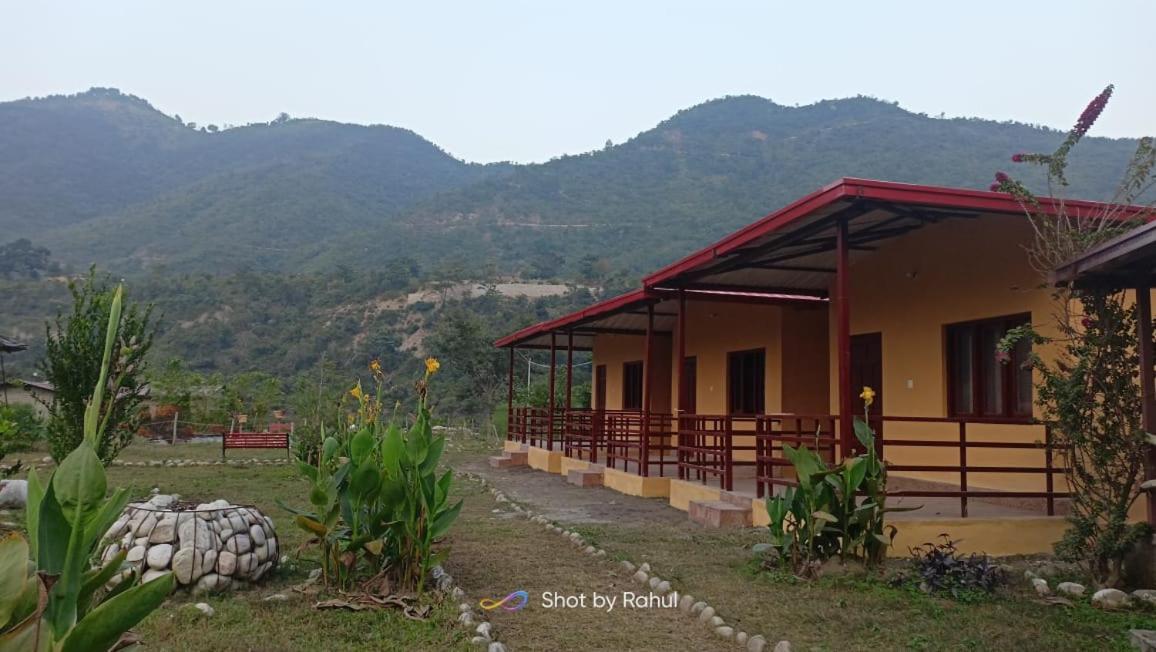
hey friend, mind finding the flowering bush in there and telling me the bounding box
[992,85,1156,587]
[281,357,462,592]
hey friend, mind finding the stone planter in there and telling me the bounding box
[100,495,279,594]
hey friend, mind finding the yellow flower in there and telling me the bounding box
[369,359,382,374]
[860,386,876,408]
[350,384,364,401]
[424,357,440,376]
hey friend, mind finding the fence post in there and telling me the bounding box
[724,416,734,492]
[959,420,968,518]
[755,418,765,499]
[172,411,179,445]
[1045,425,1055,516]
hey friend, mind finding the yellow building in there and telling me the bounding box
[494,178,1152,554]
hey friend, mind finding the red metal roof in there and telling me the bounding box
[643,177,1152,289]
[495,178,1153,348]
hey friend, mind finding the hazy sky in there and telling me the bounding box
[3,1,1153,163]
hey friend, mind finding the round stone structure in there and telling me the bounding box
[100,494,279,593]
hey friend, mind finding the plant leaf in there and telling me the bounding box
[60,572,174,652]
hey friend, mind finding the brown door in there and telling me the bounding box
[594,365,607,411]
[850,333,883,448]
[680,356,697,414]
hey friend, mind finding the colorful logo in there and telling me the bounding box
[479,590,530,612]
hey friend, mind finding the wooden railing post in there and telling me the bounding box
[724,415,734,492]
[506,347,515,441]
[1045,425,1055,517]
[755,418,765,498]
[959,420,968,518]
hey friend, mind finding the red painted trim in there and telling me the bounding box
[493,288,654,348]
[836,218,853,459]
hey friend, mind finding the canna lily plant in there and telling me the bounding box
[765,386,915,575]
[281,358,462,593]
[0,285,174,651]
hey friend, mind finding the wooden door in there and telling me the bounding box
[680,356,697,414]
[850,333,883,447]
[594,365,607,411]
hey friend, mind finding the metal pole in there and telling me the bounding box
[836,218,854,460]
[506,347,515,441]
[1137,285,1156,524]
[547,333,557,451]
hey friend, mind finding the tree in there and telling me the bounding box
[424,308,507,417]
[993,85,1156,587]
[0,238,53,278]
[40,271,155,464]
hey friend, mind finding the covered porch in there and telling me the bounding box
[492,179,1156,541]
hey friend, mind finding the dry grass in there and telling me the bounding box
[445,435,1156,652]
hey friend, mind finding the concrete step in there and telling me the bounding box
[488,453,527,469]
[720,490,756,508]
[688,500,752,528]
[567,468,604,487]
[507,451,529,464]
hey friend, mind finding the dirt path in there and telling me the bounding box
[444,476,732,652]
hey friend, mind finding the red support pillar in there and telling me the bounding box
[566,331,574,410]
[836,218,854,460]
[1137,285,1156,525]
[677,289,687,481]
[547,333,556,451]
[506,347,515,441]
[642,303,654,476]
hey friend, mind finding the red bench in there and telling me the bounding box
[222,424,293,459]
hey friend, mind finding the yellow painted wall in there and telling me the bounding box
[591,333,672,412]
[826,215,1063,493]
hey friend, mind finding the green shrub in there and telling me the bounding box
[0,403,45,450]
[765,394,914,575]
[281,358,462,592]
[0,285,174,650]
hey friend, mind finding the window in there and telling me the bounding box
[946,314,1032,419]
[728,349,765,415]
[622,361,643,410]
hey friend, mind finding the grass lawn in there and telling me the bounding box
[4,435,1155,651]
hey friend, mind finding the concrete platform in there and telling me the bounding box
[567,468,604,487]
[488,450,528,468]
[688,499,752,528]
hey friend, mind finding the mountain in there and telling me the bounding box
[1,89,1145,279]
[1,88,498,273]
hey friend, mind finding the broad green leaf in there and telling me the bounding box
[296,461,319,482]
[83,489,130,552]
[363,539,384,555]
[350,462,381,500]
[853,417,875,451]
[0,533,29,628]
[321,436,340,464]
[36,483,70,575]
[430,499,463,540]
[349,428,374,464]
[295,515,328,537]
[308,484,328,507]
[52,441,107,529]
[77,550,127,618]
[60,572,174,652]
[406,425,429,467]
[420,436,445,475]
[811,510,837,523]
[380,425,405,477]
[24,471,42,559]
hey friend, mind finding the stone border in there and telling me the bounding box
[433,555,508,651]
[455,470,791,652]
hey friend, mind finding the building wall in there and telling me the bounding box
[590,333,672,413]
[3,386,52,418]
[826,214,1062,492]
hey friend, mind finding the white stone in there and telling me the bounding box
[104,515,129,540]
[691,601,707,615]
[487,643,507,652]
[773,641,793,652]
[217,550,237,575]
[263,593,289,602]
[1092,588,1130,610]
[172,548,203,584]
[149,516,177,544]
[655,581,672,594]
[709,615,724,627]
[632,570,648,584]
[1057,582,1086,597]
[178,518,213,550]
[639,562,651,573]
[679,595,695,612]
[747,635,767,652]
[1133,589,1156,606]
[476,622,492,638]
[255,542,269,563]
[621,561,636,573]
[648,576,661,589]
[226,534,251,554]
[470,636,487,646]
[148,494,177,508]
[142,569,169,584]
[249,524,266,546]
[736,632,749,645]
[146,543,174,570]
[251,561,272,582]
[134,513,158,536]
[194,573,232,594]
[698,606,716,622]
[236,552,258,577]
[1031,577,1050,596]
[126,545,146,563]
[715,626,734,639]
[201,549,218,575]
[192,602,214,617]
